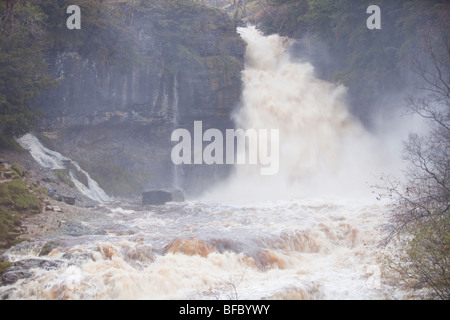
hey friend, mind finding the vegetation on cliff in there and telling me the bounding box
[0,162,45,249]
[0,0,53,141]
[0,0,244,145]
[139,0,244,73]
[378,15,450,299]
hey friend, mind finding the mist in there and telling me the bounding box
[201,26,426,203]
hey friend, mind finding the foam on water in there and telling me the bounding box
[17,134,111,203]
[0,197,401,300]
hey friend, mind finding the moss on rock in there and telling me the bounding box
[7,179,42,213]
[81,158,147,198]
[53,169,75,188]
[0,161,44,249]
[11,163,24,177]
[0,209,21,247]
[0,260,12,276]
[0,184,13,206]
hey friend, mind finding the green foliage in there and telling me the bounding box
[0,0,54,139]
[6,179,42,213]
[0,184,13,206]
[4,170,20,180]
[136,0,242,75]
[39,0,141,70]
[11,163,24,177]
[0,161,43,248]
[386,214,450,299]
[303,0,409,113]
[0,136,25,152]
[0,209,21,247]
[206,55,242,85]
[39,241,61,256]
[0,260,12,275]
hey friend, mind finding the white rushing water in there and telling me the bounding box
[0,27,408,300]
[203,26,399,202]
[17,134,111,203]
[1,199,398,300]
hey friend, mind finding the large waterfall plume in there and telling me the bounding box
[203,26,394,201]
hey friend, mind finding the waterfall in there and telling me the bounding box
[172,75,179,126]
[235,26,365,179]
[172,75,181,189]
[17,134,112,203]
[203,26,388,201]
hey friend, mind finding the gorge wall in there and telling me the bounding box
[33,1,246,198]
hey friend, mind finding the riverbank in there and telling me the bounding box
[0,147,103,255]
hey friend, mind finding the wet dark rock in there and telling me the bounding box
[143,190,172,205]
[4,241,41,257]
[39,240,63,256]
[61,196,76,206]
[1,269,32,285]
[61,252,93,266]
[0,259,63,286]
[60,221,107,237]
[142,189,185,206]
[44,184,57,197]
[12,259,63,270]
[54,194,75,205]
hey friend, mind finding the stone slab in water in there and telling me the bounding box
[142,189,184,205]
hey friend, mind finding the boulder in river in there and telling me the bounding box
[61,196,76,206]
[142,189,185,206]
[54,195,76,205]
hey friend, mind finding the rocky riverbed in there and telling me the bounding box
[1,149,101,208]
[19,200,111,241]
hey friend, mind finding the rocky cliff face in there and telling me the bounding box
[34,2,246,198]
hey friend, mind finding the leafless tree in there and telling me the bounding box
[380,10,450,300]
